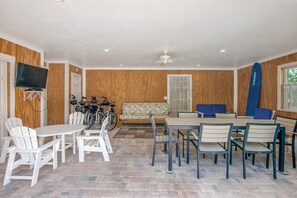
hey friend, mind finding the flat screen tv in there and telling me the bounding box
[15,63,48,90]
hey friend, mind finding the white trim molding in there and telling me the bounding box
[64,62,70,123]
[82,68,86,97]
[277,61,297,112]
[0,53,16,118]
[233,69,238,113]
[0,33,44,54]
[84,67,235,71]
[237,49,297,70]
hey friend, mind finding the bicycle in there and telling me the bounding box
[88,96,117,131]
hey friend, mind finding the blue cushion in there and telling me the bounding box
[254,108,272,119]
[197,104,212,116]
[211,104,226,115]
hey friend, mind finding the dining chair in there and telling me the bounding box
[275,116,297,168]
[215,113,237,119]
[177,112,198,158]
[150,114,181,166]
[66,112,85,154]
[0,117,23,163]
[194,123,233,179]
[231,123,280,179]
[3,126,60,186]
[253,108,274,119]
[77,116,112,162]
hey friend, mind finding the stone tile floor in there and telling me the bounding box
[0,128,297,197]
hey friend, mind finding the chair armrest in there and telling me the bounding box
[77,135,102,140]
[197,111,204,118]
[84,130,100,136]
[188,129,198,139]
[6,146,16,152]
[237,115,252,119]
[39,139,61,151]
[285,131,297,135]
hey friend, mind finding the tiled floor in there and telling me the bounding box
[0,128,297,198]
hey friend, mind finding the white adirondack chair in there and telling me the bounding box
[0,117,23,163]
[62,112,85,154]
[77,117,113,162]
[3,126,60,186]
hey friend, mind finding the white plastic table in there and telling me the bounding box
[35,124,85,163]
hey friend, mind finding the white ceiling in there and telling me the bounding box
[1,0,297,69]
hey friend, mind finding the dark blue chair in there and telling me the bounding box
[196,104,213,118]
[211,104,227,115]
[253,108,273,119]
[196,104,227,118]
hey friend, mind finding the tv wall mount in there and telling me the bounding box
[22,89,43,101]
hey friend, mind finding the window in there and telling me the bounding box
[278,62,297,112]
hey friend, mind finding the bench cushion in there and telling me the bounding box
[120,103,169,120]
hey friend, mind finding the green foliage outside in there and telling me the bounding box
[287,67,297,84]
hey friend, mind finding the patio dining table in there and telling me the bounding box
[164,118,286,174]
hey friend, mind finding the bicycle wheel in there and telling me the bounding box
[84,111,95,129]
[91,112,105,130]
[105,112,117,131]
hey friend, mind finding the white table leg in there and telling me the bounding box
[72,132,76,155]
[61,134,65,163]
[38,137,45,146]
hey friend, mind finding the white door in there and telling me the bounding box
[0,61,8,151]
[167,74,192,117]
[71,73,82,113]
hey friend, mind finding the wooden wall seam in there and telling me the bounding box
[86,70,234,115]
[0,38,41,128]
[237,52,297,118]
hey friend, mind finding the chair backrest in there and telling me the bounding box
[69,112,85,125]
[198,123,233,143]
[215,113,237,119]
[253,108,273,119]
[275,116,297,134]
[99,116,109,137]
[244,123,280,143]
[150,114,157,141]
[9,126,39,162]
[178,112,198,118]
[196,104,212,117]
[5,117,23,131]
[211,104,227,114]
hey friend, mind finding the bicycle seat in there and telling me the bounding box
[70,100,77,105]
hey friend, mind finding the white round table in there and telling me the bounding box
[35,124,85,163]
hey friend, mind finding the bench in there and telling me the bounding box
[118,102,170,126]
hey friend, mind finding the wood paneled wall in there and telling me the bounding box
[0,38,41,128]
[69,64,82,113]
[86,70,234,114]
[47,63,65,125]
[238,52,297,118]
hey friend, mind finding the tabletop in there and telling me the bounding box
[165,118,275,127]
[35,124,85,137]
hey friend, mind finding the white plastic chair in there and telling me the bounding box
[3,126,60,186]
[77,117,112,162]
[63,112,85,154]
[0,117,23,163]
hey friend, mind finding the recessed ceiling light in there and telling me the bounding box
[119,64,123,67]
[196,64,200,67]
[54,0,64,2]
[220,49,226,53]
[104,49,110,52]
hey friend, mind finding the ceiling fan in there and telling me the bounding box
[158,50,173,64]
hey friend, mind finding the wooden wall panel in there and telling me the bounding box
[69,64,82,113]
[238,52,297,118]
[86,70,234,115]
[47,64,65,125]
[0,38,41,128]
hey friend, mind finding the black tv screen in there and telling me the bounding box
[16,63,48,89]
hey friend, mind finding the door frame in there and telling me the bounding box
[0,53,15,120]
[70,72,82,113]
[167,74,192,113]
